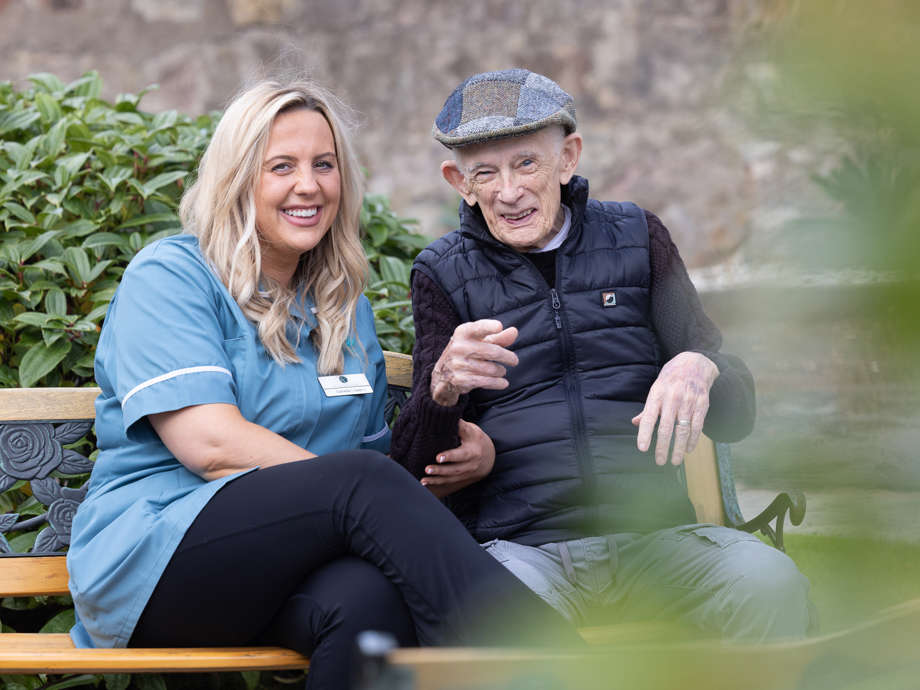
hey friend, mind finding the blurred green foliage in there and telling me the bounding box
[0,71,423,390]
[762,0,920,347]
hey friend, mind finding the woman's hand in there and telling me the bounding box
[149,403,314,480]
[420,419,495,498]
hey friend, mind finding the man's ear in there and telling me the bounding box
[558,132,583,185]
[441,160,476,205]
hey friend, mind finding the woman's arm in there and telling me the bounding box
[149,403,315,481]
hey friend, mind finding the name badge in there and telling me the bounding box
[318,373,373,397]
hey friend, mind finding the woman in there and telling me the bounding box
[67,79,579,688]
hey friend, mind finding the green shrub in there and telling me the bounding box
[0,71,422,389]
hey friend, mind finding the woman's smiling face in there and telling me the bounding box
[255,107,341,284]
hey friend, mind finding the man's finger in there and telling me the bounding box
[463,357,508,378]
[669,422,693,467]
[455,319,506,341]
[685,404,708,455]
[636,397,661,452]
[655,399,680,466]
[482,326,519,349]
[469,340,519,368]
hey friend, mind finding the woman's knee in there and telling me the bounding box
[271,557,416,652]
[333,449,417,489]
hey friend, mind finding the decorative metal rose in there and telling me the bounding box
[0,424,63,480]
[48,498,81,546]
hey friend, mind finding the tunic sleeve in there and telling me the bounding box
[97,242,238,433]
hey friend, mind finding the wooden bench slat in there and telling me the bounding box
[0,634,310,673]
[0,555,70,597]
[0,352,411,422]
[684,435,728,525]
[382,350,412,390]
[0,387,99,422]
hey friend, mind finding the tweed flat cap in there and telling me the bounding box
[433,68,576,148]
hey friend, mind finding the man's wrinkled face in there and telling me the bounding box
[442,127,582,252]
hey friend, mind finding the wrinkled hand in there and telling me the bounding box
[421,420,495,497]
[430,319,519,407]
[632,352,719,466]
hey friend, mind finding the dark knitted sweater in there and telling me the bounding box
[390,210,755,480]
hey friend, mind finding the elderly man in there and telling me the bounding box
[391,69,810,640]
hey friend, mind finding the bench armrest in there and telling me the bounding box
[716,442,806,551]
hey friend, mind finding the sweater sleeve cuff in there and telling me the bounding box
[414,386,466,434]
[691,349,726,374]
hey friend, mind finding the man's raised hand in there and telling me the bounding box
[430,319,518,407]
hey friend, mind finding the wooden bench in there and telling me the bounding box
[0,350,803,677]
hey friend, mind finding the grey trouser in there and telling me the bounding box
[484,524,812,641]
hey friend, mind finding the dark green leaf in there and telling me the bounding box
[0,108,41,136]
[364,221,388,247]
[152,110,179,130]
[57,219,98,238]
[85,303,111,322]
[86,259,114,283]
[35,91,63,123]
[240,671,260,690]
[67,71,103,99]
[38,607,75,634]
[3,201,36,224]
[31,258,68,276]
[2,141,31,169]
[98,165,133,192]
[40,117,69,157]
[135,674,167,690]
[116,211,179,230]
[28,72,65,94]
[82,233,129,250]
[112,111,145,127]
[378,255,411,286]
[142,170,189,194]
[54,152,90,187]
[19,338,72,387]
[44,676,99,690]
[45,289,67,315]
[13,312,57,328]
[21,230,59,262]
[102,674,131,690]
[62,246,92,283]
[42,329,64,347]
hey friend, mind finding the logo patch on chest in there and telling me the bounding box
[601,291,617,307]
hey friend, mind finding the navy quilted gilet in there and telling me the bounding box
[413,176,696,545]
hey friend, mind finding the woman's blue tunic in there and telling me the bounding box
[68,234,390,648]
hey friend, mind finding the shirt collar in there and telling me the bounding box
[527,205,571,253]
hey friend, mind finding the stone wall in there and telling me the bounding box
[1,0,819,268]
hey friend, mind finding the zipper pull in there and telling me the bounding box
[550,288,562,329]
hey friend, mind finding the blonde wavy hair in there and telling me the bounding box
[180,79,367,375]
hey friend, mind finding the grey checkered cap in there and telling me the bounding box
[433,68,576,148]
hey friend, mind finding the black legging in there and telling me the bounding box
[130,450,581,688]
